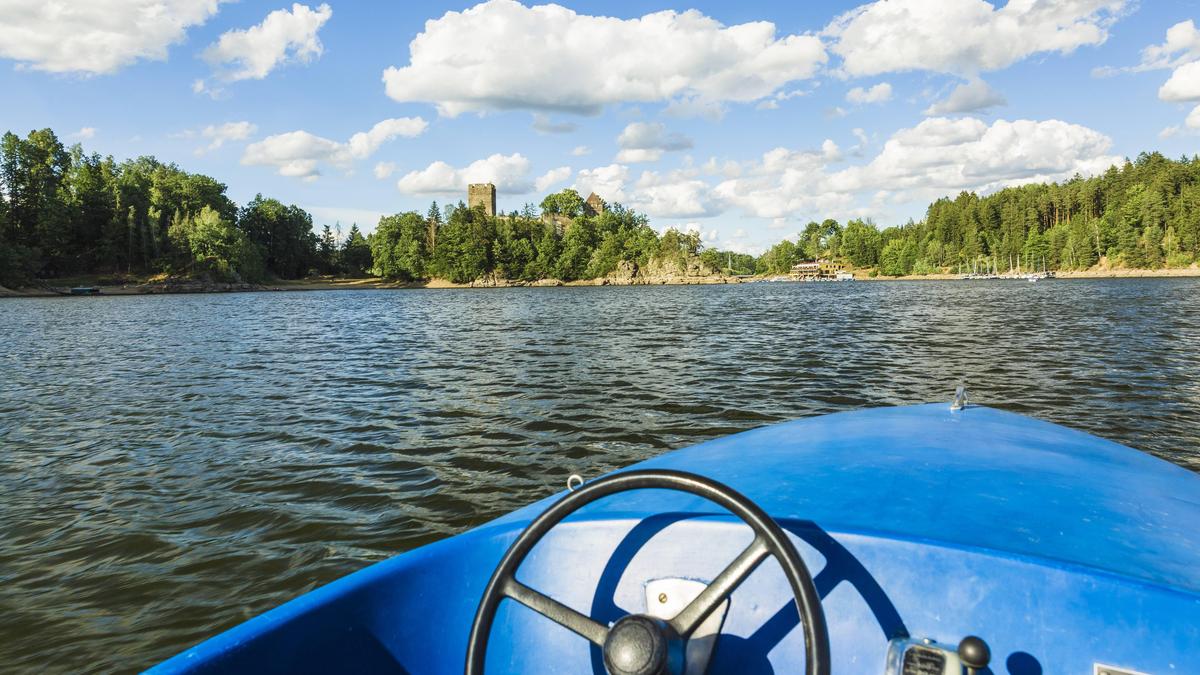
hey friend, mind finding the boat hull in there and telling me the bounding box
[148,405,1200,674]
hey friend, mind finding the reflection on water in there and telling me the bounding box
[1,279,1198,672]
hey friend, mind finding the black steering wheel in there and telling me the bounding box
[465,469,831,675]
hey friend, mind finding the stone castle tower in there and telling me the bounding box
[584,192,605,217]
[468,183,496,217]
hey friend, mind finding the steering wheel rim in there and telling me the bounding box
[465,469,831,675]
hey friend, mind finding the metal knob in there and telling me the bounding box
[957,635,990,674]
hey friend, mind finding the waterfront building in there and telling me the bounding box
[791,260,846,280]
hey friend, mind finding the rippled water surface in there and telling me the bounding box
[2,279,1199,672]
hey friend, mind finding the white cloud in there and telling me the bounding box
[0,0,222,74]
[242,117,427,180]
[712,146,854,220]
[632,169,722,218]
[569,163,721,218]
[711,117,1119,222]
[1099,19,1200,80]
[615,122,693,163]
[826,106,848,119]
[346,118,429,159]
[570,117,1120,226]
[1159,61,1200,102]
[189,121,256,154]
[396,153,540,195]
[615,149,666,164]
[923,78,1007,115]
[1189,104,1200,129]
[846,82,892,104]
[821,139,841,161]
[202,3,331,83]
[574,164,630,204]
[374,162,397,179]
[571,145,591,156]
[1140,19,1200,71]
[531,114,578,134]
[535,166,572,192]
[825,0,1127,77]
[1113,20,1200,128]
[382,0,826,116]
[836,117,1120,196]
[69,127,97,140]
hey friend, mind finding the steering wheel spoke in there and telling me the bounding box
[501,577,610,647]
[669,535,770,638]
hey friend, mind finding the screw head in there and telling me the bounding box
[657,593,667,604]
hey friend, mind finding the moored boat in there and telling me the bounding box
[149,398,1200,674]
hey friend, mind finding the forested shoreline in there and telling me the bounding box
[3,127,1199,290]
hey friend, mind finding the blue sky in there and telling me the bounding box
[3,0,1199,253]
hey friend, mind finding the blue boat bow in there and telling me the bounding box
[149,404,1200,674]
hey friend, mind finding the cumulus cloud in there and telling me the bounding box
[825,0,1127,77]
[1189,105,1200,130]
[1099,19,1200,129]
[632,170,723,218]
[923,78,1007,115]
[346,118,429,158]
[535,166,572,192]
[1140,19,1200,71]
[574,164,630,204]
[69,127,97,140]
[846,82,892,104]
[571,145,591,156]
[569,164,720,219]
[834,117,1119,194]
[0,0,222,74]
[615,122,693,163]
[202,3,331,83]
[1099,19,1200,79]
[712,117,1119,222]
[569,117,1119,225]
[382,0,826,116]
[242,117,427,180]
[1159,61,1200,102]
[712,146,855,220]
[396,153,545,194]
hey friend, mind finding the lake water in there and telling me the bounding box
[2,279,1199,672]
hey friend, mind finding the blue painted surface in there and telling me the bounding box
[148,404,1200,674]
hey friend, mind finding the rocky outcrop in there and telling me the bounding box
[626,256,738,285]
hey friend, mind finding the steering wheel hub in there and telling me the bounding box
[603,615,682,675]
